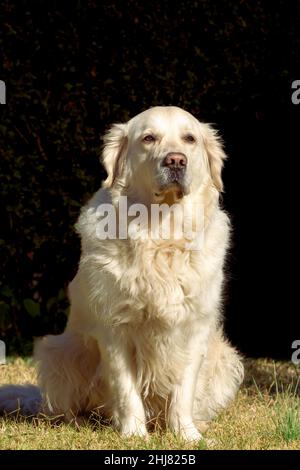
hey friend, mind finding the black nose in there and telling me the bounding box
[163,153,187,168]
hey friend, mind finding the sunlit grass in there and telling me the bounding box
[0,357,299,450]
[274,399,300,442]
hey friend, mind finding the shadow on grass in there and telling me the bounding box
[243,358,300,396]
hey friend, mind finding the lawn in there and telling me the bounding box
[0,357,299,450]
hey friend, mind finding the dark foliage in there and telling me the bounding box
[0,1,299,356]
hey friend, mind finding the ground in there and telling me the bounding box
[0,357,299,450]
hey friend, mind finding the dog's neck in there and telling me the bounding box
[107,180,220,248]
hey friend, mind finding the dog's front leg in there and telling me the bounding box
[97,326,147,438]
[168,322,210,442]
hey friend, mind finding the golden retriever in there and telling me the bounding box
[0,106,243,441]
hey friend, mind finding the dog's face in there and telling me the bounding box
[102,106,226,203]
[127,107,203,201]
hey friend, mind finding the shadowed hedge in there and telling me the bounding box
[0,0,299,354]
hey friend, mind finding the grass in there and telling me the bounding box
[0,357,299,450]
[276,406,300,442]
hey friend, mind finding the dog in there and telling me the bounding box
[0,106,243,441]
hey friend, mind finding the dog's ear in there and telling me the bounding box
[101,123,128,188]
[202,123,227,192]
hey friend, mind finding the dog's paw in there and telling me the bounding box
[119,417,148,438]
[169,416,203,442]
[179,425,203,442]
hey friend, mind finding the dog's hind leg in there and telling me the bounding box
[193,330,244,425]
[34,330,101,421]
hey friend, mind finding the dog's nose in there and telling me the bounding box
[163,153,187,168]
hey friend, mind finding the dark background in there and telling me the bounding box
[0,0,299,357]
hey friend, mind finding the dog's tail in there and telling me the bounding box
[0,384,42,417]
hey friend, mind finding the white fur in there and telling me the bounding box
[1,107,244,441]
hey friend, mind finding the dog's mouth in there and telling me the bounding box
[152,161,191,203]
[154,179,189,203]
[154,186,184,201]
[166,169,185,184]
[156,165,186,186]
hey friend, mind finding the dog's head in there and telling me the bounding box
[102,106,227,203]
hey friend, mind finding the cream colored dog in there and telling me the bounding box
[1,106,243,441]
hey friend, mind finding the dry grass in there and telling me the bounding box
[0,357,299,450]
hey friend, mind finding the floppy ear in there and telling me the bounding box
[202,124,227,192]
[101,123,127,188]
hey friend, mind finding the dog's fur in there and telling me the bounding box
[0,106,243,441]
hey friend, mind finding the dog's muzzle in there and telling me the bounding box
[162,152,187,184]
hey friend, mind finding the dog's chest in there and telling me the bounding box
[115,241,205,325]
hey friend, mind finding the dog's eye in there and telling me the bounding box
[143,134,156,143]
[183,134,196,143]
